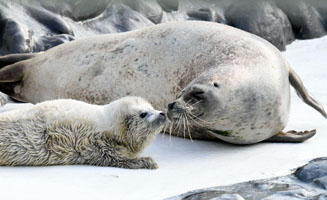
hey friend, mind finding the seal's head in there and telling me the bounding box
[167,80,223,129]
[167,68,234,137]
[166,67,288,143]
[104,96,166,152]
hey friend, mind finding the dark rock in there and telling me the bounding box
[24,5,74,35]
[167,158,327,200]
[225,0,294,51]
[35,0,113,22]
[122,0,163,24]
[312,0,327,31]
[157,0,179,12]
[0,0,327,54]
[33,34,75,52]
[0,2,74,55]
[0,17,31,54]
[187,8,225,23]
[81,2,154,34]
[273,0,326,39]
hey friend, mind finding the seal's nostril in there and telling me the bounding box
[168,102,176,110]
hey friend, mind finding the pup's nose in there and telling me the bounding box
[168,102,176,110]
[159,112,166,120]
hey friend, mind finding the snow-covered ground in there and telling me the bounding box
[0,36,326,200]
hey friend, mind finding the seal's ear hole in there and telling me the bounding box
[213,82,220,88]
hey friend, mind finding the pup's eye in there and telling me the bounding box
[139,112,148,118]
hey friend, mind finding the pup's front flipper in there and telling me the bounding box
[118,157,158,169]
[265,129,316,143]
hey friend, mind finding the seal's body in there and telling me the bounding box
[0,21,325,144]
[0,97,166,168]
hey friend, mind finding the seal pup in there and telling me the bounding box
[0,96,166,169]
[0,21,325,144]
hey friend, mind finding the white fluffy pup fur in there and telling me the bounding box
[0,96,166,169]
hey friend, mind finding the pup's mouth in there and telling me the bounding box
[154,113,167,125]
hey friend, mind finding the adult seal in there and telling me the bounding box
[0,21,325,144]
[0,96,166,168]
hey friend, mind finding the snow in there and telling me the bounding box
[0,37,327,200]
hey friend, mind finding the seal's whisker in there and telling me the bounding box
[187,113,207,126]
[190,100,202,107]
[189,112,216,125]
[185,98,193,105]
[176,113,184,134]
[173,113,181,131]
[182,114,186,139]
[184,113,193,142]
[162,122,170,138]
[169,122,173,144]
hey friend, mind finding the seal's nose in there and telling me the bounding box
[168,102,176,110]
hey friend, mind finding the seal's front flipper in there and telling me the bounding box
[0,53,37,69]
[265,129,316,143]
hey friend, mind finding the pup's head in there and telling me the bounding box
[105,96,166,153]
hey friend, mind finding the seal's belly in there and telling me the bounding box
[210,128,279,144]
[208,82,290,144]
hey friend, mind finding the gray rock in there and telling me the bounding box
[295,158,327,183]
[167,158,327,200]
[314,177,327,190]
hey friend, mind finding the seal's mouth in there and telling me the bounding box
[167,101,204,123]
[207,129,233,137]
[168,110,204,123]
[169,113,185,121]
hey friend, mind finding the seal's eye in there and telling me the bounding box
[214,82,220,88]
[139,112,148,118]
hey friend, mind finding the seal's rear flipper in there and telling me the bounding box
[265,130,316,143]
[289,67,327,118]
[0,53,37,69]
[0,62,25,82]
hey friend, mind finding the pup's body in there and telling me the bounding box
[0,97,165,169]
